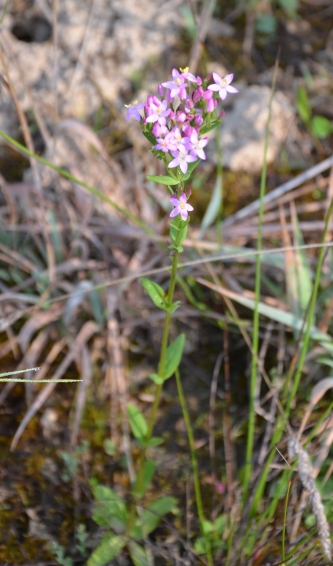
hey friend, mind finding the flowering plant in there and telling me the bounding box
[89,68,237,566]
[126,67,237,234]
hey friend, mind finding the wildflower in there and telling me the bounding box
[208,73,238,101]
[170,193,194,221]
[154,132,177,153]
[194,115,203,127]
[146,99,171,126]
[168,146,196,174]
[162,69,189,99]
[182,125,197,138]
[206,97,216,112]
[189,132,208,160]
[200,89,214,112]
[169,127,188,150]
[193,87,204,103]
[179,67,198,83]
[125,100,145,122]
[152,123,168,137]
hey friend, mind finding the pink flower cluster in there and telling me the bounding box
[125,68,237,220]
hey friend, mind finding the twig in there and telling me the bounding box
[222,155,333,228]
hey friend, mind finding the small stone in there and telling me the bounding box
[216,85,295,173]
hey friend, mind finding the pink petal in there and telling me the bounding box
[212,72,222,84]
[170,207,180,218]
[226,85,238,94]
[168,158,179,168]
[180,161,188,174]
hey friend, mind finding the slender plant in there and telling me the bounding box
[87,67,238,566]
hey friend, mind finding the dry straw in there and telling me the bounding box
[288,435,332,562]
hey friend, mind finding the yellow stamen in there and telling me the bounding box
[124,100,139,108]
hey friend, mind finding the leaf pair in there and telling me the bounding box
[88,479,176,566]
[149,334,185,385]
[127,404,163,448]
[140,277,180,313]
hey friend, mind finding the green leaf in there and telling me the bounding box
[147,175,179,185]
[90,483,127,531]
[128,404,148,440]
[142,130,157,145]
[289,209,312,327]
[87,534,125,566]
[134,460,155,497]
[103,438,117,456]
[255,13,277,35]
[198,170,222,238]
[149,373,164,385]
[140,277,167,310]
[168,301,181,314]
[311,116,333,139]
[278,0,298,18]
[140,496,176,535]
[181,157,200,179]
[163,334,185,380]
[200,118,222,135]
[194,536,207,555]
[128,542,150,566]
[145,436,164,447]
[297,86,311,124]
[216,288,333,354]
[170,220,188,247]
[89,288,105,326]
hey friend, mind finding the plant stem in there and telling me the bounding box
[250,197,333,515]
[175,368,213,566]
[146,250,179,439]
[282,479,292,565]
[131,249,179,505]
[242,61,278,505]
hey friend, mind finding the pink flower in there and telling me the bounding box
[146,99,171,126]
[189,132,208,160]
[154,132,177,152]
[125,100,145,122]
[193,87,204,102]
[162,69,189,99]
[169,127,188,150]
[169,145,196,174]
[152,123,168,137]
[208,73,238,101]
[170,193,194,221]
[206,97,216,112]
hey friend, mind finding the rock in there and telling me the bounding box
[1,0,187,122]
[217,85,295,173]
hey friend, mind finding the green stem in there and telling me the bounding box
[129,247,180,521]
[242,62,278,505]
[175,369,213,566]
[250,197,333,516]
[146,249,179,440]
[282,479,292,565]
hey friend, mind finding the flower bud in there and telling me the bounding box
[206,97,215,112]
[152,123,163,137]
[203,89,212,100]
